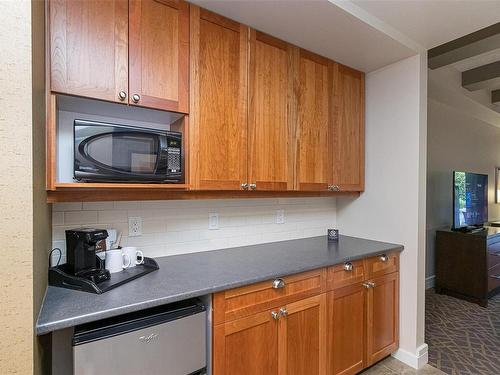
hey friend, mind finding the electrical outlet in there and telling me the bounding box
[276,209,285,224]
[208,212,219,230]
[128,217,142,237]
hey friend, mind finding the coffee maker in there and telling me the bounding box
[66,228,110,283]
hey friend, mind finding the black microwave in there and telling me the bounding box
[74,119,183,183]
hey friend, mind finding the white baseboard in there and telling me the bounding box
[425,275,435,289]
[392,343,429,369]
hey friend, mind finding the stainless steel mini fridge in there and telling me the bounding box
[73,299,206,375]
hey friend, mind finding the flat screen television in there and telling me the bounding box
[453,171,488,229]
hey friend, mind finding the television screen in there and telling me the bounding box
[453,171,488,229]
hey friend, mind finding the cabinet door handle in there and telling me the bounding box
[380,254,389,262]
[132,94,141,103]
[362,282,371,289]
[249,183,257,190]
[241,183,248,190]
[491,274,500,279]
[118,91,127,101]
[368,281,376,288]
[271,311,280,320]
[272,278,285,289]
[279,307,288,317]
[343,262,353,271]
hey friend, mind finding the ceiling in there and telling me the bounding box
[188,0,416,72]
[352,0,500,49]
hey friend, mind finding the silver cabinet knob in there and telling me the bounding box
[118,91,127,101]
[132,94,141,103]
[368,281,376,288]
[249,183,257,190]
[343,262,353,271]
[241,183,248,190]
[380,254,389,262]
[279,307,288,317]
[272,278,285,289]
[332,185,340,192]
[327,185,333,191]
[271,311,280,320]
[362,282,371,289]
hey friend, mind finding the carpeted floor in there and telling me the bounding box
[425,289,500,374]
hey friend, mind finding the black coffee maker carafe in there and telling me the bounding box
[66,228,110,283]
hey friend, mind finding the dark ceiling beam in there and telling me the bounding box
[493,89,500,105]
[462,60,500,91]
[428,22,500,69]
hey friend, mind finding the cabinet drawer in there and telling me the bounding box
[488,263,500,293]
[213,268,326,324]
[327,260,366,290]
[367,252,399,278]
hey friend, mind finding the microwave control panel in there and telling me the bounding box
[167,138,181,173]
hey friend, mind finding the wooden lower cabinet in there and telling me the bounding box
[278,294,327,375]
[213,294,327,375]
[327,284,365,375]
[213,261,399,375]
[366,272,399,365]
[213,310,278,375]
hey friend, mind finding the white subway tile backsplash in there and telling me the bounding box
[97,210,128,223]
[51,198,337,259]
[64,210,98,225]
[53,202,82,211]
[52,211,64,225]
[83,201,114,211]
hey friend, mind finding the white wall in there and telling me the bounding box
[51,198,336,264]
[336,54,428,368]
[426,99,500,279]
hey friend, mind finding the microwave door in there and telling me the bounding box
[76,131,163,181]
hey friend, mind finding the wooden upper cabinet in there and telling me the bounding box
[129,0,189,113]
[331,63,365,191]
[296,50,331,191]
[327,285,365,375]
[248,31,296,191]
[279,294,327,375]
[49,0,128,103]
[213,310,278,375]
[189,7,248,190]
[366,272,399,366]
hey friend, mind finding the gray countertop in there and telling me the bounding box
[36,235,403,335]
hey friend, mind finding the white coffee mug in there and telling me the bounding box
[106,249,131,273]
[122,247,144,268]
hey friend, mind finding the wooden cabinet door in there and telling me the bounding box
[189,7,248,190]
[331,63,365,191]
[296,50,331,191]
[278,294,327,375]
[49,0,128,103]
[248,31,296,191]
[213,310,278,375]
[366,272,399,365]
[129,0,189,112]
[327,285,365,375]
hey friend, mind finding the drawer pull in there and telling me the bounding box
[363,281,376,289]
[380,254,389,262]
[491,274,500,279]
[271,311,280,320]
[279,307,288,317]
[343,262,353,271]
[272,278,285,289]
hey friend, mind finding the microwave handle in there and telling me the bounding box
[156,135,169,173]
